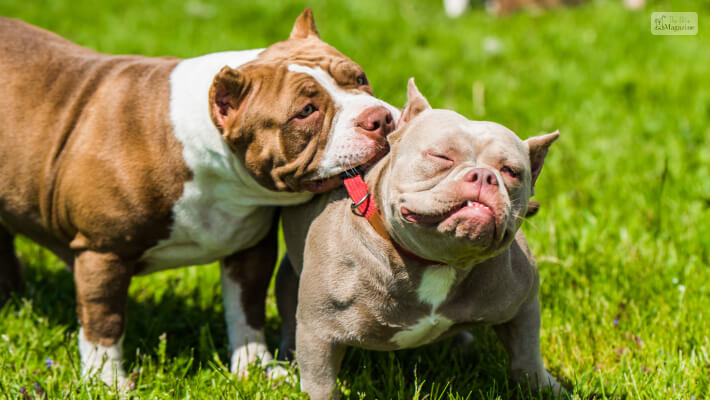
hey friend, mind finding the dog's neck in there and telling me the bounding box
[351,156,447,266]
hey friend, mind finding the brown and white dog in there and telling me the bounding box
[0,9,398,387]
[280,80,560,399]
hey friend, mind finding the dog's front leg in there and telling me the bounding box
[220,217,284,378]
[74,250,133,389]
[296,324,346,400]
[493,293,562,395]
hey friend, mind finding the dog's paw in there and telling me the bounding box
[78,329,132,390]
[266,364,297,385]
[230,342,275,377]
[539,370,565,397]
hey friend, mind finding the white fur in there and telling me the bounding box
[392,266,457,348]
[417,265,457,306]
[78,328,128,387]
[287,64,401,178]
[140,50,313,272]
[220,263,287,378]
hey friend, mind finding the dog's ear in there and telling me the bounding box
[289,7,320,39]
[388,78,432,146]
[524,130,559,196]
[209,66,252,133]
[398,78,431,126]
[525,200,540,218]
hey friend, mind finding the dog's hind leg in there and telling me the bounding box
[221,213,286,378]
[275,254,298,361]
[0,225,24,302]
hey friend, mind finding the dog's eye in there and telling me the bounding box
[297,104,317,119]
[501,166,519,178]
[426,152,454,164]
[356,74,368,86]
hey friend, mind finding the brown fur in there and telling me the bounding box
[210,41,375,191]
[222,213,279,330]
[74,251,134,346]
[0,9,387,381]
[0,17,187,264]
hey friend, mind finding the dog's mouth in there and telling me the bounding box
[401,200,493,224]
[400,197,500,245]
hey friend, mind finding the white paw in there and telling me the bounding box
[267,364,297,385]
[78,328,131,389]
[230,342,274,377]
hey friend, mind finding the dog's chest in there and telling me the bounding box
[390,266,459,348]
[139,185,277,273]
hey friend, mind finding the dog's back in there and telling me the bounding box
[0,17,183,261]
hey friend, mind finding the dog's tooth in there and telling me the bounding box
[466,200,473,207]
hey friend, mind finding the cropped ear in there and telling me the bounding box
[209,66,251,132]
[289,7,320,39]
[398,78,431,126]
[524,130,559,196]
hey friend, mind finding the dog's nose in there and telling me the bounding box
[464,168,498,187]
[356,106,395,139]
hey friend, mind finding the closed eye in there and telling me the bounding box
[426,152,454,166]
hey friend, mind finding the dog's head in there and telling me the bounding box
[209,8,399,193]
[379,80,558,267]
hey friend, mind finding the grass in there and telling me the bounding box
[1,0,709,398]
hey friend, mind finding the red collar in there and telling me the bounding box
[340,170,444,265]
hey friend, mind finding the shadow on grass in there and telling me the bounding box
[338,327,506,399]
[7,255,230,374]
[328,327,615,399]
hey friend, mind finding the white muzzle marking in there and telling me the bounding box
[287,64,401,178]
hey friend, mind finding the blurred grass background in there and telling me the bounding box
[0,0,709,398]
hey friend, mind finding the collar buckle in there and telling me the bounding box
[350,192,370,216]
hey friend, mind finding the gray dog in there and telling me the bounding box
[279,79,560,399]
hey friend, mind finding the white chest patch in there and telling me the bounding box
[139,50,313,272]
[391,266,457,348]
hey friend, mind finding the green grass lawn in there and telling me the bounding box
[1,0,709,398]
